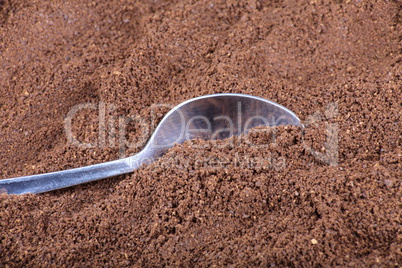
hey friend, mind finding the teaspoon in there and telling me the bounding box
[0,93,301,194]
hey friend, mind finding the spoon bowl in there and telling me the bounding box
[0,93,301,194]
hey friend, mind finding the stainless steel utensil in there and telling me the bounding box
[0,93,301,194]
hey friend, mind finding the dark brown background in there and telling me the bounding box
[1,0,401,266]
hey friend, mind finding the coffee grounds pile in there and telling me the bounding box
[1,0,401,266]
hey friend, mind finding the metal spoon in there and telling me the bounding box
[0,93,301,194]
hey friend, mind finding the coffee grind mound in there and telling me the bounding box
[1,0,401,266]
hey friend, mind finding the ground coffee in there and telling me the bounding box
[1,0,401,266]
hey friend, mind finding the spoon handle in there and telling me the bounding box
[0,158,134,195]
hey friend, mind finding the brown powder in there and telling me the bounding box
[1,0,401,266]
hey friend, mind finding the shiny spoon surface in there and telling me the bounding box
[0,93,301,194]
